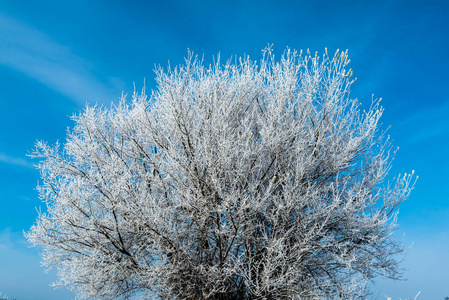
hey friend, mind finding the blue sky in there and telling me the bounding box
[0,0,448,299]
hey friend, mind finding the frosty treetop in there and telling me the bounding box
[27,48,414,299]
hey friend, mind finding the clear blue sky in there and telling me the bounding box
[0,1,448,299]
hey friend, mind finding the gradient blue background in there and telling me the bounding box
[0,1,448,299]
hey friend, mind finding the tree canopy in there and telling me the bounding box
[27,48,415,299]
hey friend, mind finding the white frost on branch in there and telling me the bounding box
[27,47,415,300]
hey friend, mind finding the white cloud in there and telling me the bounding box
[0,227,13,250]
[0,13,117,105]
[394,100,449,145]
[0,152,34,168]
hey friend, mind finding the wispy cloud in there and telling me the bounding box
[0,152,34,168]
[0,13,118,104]
[0,227,14,251]
[395,100,449,145]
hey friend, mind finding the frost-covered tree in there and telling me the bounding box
[27,48,415,299]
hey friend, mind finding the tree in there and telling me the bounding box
[27,47,415,299]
